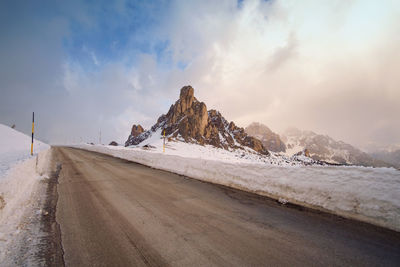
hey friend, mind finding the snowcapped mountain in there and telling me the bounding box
[281,127,390,167]
[370,149,400,169]
[124,86,326,166]
[126,86,269,155]
[124,86,393,168]
[245,122,286,152]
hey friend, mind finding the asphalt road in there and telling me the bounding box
[53,147,400,266]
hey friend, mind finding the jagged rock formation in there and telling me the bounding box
[245,122,286,152]
[125,86,269,155]
[131,124,144,137]
[281,127,390,167]
[125,124,145,146]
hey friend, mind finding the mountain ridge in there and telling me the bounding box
[244,122,393,168]
[370,149,400,169]
[281,127,387,167]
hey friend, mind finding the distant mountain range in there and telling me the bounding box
[124,85,397,169]
[370,149,400,169]
[245,123,393,168]
[281,127,391,167]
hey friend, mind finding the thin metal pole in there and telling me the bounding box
[31,112,34,155]
[163,129,165,153]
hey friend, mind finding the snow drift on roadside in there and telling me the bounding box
[0,124,49,179]
[75,143,400,232]
[0,123,51,264]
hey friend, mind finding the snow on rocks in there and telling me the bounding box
[74,141,400,232]
[126,86,269,155]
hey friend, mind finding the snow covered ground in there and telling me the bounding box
[0,124,49,179]
[75,136,400,232]
[0,124,51,265]
[124,128,315,166]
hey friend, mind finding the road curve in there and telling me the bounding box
[53,147,400,266]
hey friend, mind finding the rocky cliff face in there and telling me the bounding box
[125,86,269,155]
[131,125,144,136]
[245,122,286,152]
[125,124,145,146]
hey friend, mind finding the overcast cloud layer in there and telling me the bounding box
[1,0,399,151]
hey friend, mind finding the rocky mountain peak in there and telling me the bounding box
[125,86,269,155]
[179,85,195,112]
[131,125,144,137]
[161,86,208,139]
[125,124,145,146]
[245,122,286,153]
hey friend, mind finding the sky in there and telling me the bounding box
[0,0,399,151]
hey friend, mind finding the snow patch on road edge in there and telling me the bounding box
[0,148,53,265]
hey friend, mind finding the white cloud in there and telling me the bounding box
[90,51,99,66]
[144,0,400,149]
[56,0,400,149]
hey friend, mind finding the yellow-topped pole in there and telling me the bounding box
[163,129,165,153]
[31,112,34,155]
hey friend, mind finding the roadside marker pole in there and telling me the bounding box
[31,112,34,156]
[163,130,166,153]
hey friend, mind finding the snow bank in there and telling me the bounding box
[75,143,400,232]
[0,124,49,179]
[0,149,52,264]
[0,124,51,264]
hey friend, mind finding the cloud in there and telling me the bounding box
[57,0,400,148]
[82,46,100,66]
[141,0,400,150]
[1,0,399,150]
